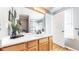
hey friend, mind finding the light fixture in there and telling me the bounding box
[33,7,46,14]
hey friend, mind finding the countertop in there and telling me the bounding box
[0,33,52,48]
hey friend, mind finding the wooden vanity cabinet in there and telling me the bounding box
[27,40,38,51]
[39,38,49,51]
[1,36,53,51]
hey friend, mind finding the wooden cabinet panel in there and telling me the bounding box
[39,43,49,51]
[39,37,49,51]
[28,46,38,51]
[39,38,48,44]
[27,40,38,51]
[24,42,28,51]
[0,48,1,51]
[2,43,26,51]
[48,36,53,50]
[27,40,38,48]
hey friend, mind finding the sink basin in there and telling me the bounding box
[10,35,24,39]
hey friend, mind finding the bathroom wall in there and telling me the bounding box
[45,13,52,34]
[0,8,9,36]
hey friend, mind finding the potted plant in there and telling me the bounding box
[9,7,20,38]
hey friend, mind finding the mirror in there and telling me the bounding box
[8,7,46,36]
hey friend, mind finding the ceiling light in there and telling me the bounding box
[33,7,46,14]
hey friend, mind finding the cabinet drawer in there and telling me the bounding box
[39,43,49,51]
[39,38,48,44]
[27,40,38,48]
[2,43,26,51]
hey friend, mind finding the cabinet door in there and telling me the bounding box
[27,40,38,51]
[39,38,49,51]
[39,38,48,44]
[27,40,38,48]
[28,46,38,51]
[39,43,49,51]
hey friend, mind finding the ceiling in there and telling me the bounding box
[26,7,68,15]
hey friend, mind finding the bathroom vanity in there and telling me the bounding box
[0,33,53,51]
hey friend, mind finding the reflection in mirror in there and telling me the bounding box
[29,15,45,34]
[8,7,24,39]
[19,14,29,33]
[8,7,17,36]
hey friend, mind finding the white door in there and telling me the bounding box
[53,11,64,47]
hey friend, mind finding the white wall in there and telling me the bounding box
[45,13,53,34]
[0,8,9,36]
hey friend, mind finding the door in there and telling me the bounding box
[53,11,64,47]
